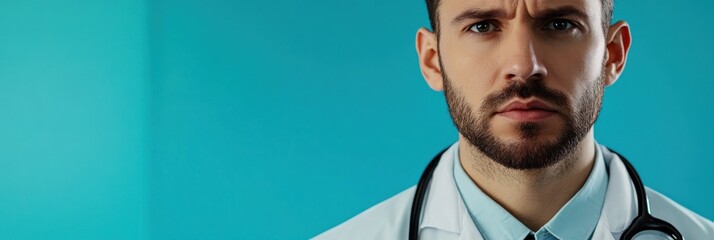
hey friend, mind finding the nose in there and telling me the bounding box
[500,27,547,83]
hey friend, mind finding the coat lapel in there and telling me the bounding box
[593,146,639,240]
[419,143,485,240]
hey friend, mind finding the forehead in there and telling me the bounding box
[439,0,602,20]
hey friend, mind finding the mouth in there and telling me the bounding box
[495,99,558,121]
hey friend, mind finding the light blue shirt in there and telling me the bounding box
[453,144,609,240]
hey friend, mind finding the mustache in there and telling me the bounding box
[481,80,569,113]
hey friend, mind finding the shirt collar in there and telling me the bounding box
[544,143,609,239]
[453,142,609,240]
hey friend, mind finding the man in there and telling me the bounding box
[315,0,714,239]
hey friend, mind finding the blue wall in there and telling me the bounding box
[1,0,712,239]
[0,0,148,239]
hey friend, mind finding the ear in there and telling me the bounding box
[416,27,444,91]
[603,21,632,86]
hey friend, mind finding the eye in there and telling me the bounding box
[468,21,498,33]
[544,19,575,31]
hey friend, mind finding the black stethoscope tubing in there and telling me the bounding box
[408,147,684,240]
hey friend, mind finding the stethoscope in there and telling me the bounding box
[408,147,684,240]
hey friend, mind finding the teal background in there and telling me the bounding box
[1,0,148,239]
[1,0,712,239]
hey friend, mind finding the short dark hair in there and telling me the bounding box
[426,0,614,36]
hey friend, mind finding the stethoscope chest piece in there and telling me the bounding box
[629,230,677,240]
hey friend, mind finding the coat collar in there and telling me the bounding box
[419,142,484,239]
[592,146,639,240]
[419,143,638,240]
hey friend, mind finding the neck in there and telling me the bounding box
[458,131,596,231]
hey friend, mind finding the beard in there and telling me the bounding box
[443,70,605,170]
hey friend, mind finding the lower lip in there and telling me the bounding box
[497,109,556,121]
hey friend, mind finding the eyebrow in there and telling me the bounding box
[451,8,508,26]
[450,6,590,26]
[534,6,590,20]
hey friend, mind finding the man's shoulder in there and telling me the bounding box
[312,186,416,240]
[646,187,714,238]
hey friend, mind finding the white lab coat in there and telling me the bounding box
[314,144,714,239]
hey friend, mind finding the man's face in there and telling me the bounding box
[435,0,609,169]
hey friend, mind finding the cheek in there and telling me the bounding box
[544,43,605,103]
[440,37,501,111]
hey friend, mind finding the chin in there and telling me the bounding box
[493,121,563,141]
[500,136,559,149]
